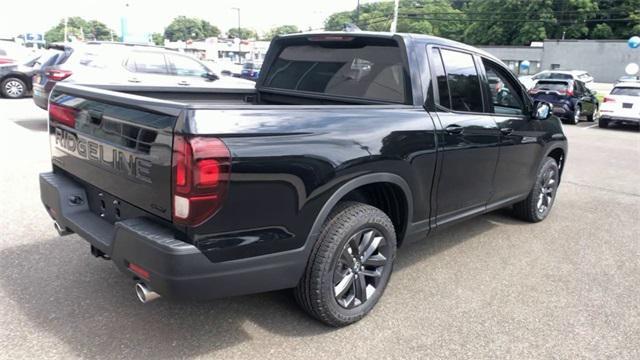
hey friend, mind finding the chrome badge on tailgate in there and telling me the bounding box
[54,127,152,184]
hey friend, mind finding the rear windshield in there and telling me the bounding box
[263,38,409,103]
[534,81,569,91]
[547,73,573,80]
[611,87,640,96]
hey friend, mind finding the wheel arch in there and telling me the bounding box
[306,173,413,249]
[545,146,566,179]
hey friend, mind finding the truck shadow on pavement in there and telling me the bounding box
[0,209,519,358]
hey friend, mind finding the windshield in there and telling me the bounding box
[611,87,640,96]
[263,38,408,103]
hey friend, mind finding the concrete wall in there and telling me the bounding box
[541,40,637,83]
[478,40,639,83]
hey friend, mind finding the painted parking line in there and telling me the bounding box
[582,124,599,129]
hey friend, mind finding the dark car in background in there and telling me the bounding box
[240,61,262,81]
[32,42,253,110]
[0,49,62,98]
[529,79,599,124]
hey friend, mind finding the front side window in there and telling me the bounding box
[126,52,169,75]
[431,48,451,109]
[438,48,483,113]
[482,59,524,116]
[168,54,209,77]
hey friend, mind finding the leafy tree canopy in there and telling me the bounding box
[324,0,640,45]
[45,17,115,43]
[164,16,220,41]
[263,25,300,40]
[227,27,258,40]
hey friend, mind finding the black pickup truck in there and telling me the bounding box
[40,32,567,326]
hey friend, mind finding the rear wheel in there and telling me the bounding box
[571,106,581,125]
[1,77,26,98]
[294,202,396,327]
[513,157,559,223]
[587,105,599,122]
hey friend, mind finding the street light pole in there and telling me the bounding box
[232,7,241,63]
[390,0,399,32]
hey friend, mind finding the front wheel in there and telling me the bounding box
[513,157,560,223]
[1,77,26,98]
[294,202,396,327]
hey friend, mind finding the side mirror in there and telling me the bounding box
[533,101,552,120]
[203,72,219,81]
[590,89,598,96]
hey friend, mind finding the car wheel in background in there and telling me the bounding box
[1,77,26,98]
[587,106,599,122]
[294,201,396,327]
[598,118,609,128]
[513,157,560,223]
[571,106,581,125]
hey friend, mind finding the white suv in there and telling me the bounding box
[520,70,594,90]
[599,83,640,129]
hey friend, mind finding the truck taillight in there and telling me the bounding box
[46,69,73,81]
[49,103,77,128]
[172,135,231,226]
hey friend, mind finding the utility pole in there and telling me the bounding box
[232,7,241,63]
[355,0,360,26]
[390,0,400,33]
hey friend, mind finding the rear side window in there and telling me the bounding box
[611,87,640,96]
[126,52,169,75]
[436,48,483,112]
[263,39,408,103]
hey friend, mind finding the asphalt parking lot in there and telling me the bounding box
[0,98,638,359]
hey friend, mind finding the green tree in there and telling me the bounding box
[590,23,614,39]
[151,32,164,46]
[325,11,355,31]
[164,16,220,41]
[45,17,115,43]
[263,25,300,40]
[227,27,257,39]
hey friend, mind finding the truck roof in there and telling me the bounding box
[277,31,503,66]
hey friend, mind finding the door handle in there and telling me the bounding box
[500,127,514,136]
[178,80,190,86]
[445,124,464,135]
[128,77,141,83]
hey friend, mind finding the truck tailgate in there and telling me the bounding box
[48,84,184,221]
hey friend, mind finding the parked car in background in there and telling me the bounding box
[520,70,594,90]
[0,49,62,98]
[32,42,254,110]
[615,75,640,85]
[240,61,262,81]
[0,40,32,65]
[529,79,599,124]
[599,83,640,129]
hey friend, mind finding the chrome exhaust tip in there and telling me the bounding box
[135,282,160,303]
[54,222,72,236]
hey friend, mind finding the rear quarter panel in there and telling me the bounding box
[183,106,438,260]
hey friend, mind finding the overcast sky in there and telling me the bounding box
[0,0,378,38]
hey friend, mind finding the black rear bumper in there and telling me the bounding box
[39,171,306,300]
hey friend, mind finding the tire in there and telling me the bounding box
[513,157,560,223]
[294,201,397,327]
[1,77,26,98]
[587,105,598,122]
[571,105,581,125]
[598,118,609,128]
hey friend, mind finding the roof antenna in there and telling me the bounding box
[343,23,361,32]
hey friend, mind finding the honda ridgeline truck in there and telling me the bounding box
[40,32,567,326]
